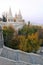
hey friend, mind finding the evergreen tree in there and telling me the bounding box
[3,15,7,22]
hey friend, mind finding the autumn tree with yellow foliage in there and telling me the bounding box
[26,32,40,52]
[3,24,42,53]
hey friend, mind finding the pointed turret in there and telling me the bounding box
[18,10,22,19]
[7,8,14,22]
[9,8,12,17]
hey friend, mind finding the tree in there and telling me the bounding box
[10,35,19,49]
[18,35,27,51]
[3,25,15,47]
[27,32,40,52]
[18,25,40,36]
[3,24,41,53]
[2,15,7,22]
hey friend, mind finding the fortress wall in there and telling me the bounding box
[0,25,4,48]
[0,22,25,30]
[0,46,43,65]
[0,56,32,65]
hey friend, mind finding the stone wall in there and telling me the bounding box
[0,22,25,30]
[0,26,4,48]
[0,56,31,65]
[0,46,43,65]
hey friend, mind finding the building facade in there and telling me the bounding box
[0,8,25,30]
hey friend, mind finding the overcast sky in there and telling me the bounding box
[0,0,43,24]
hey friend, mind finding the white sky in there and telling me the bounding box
[0,0,43,24]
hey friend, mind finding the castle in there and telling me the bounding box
[0,8,25,30]
[0,8,43,65]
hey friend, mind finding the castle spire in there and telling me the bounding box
[9,7,12,16]
[6,7,14,22]
[18,10,22,19]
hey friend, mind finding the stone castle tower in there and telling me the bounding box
[6,8,14,22]
[3,8,14,22]
[14,10,25,22]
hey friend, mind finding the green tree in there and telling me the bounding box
[3,25,15,47]
[3,15,7,22]
[10,35,19,49]
[18,25,41,36]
